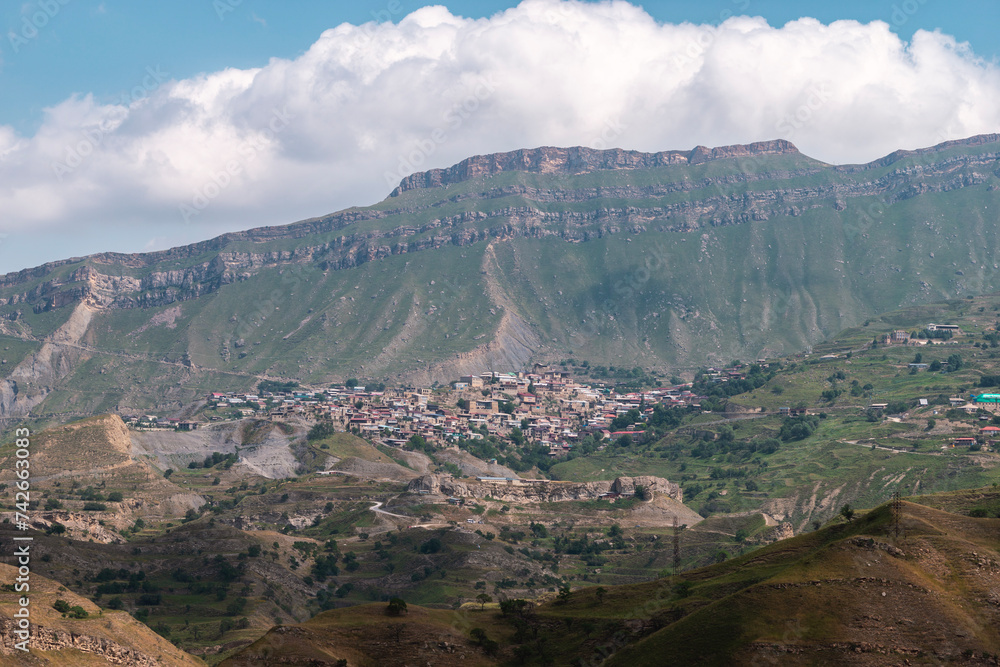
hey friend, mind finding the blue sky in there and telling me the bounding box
[0,0,998,273]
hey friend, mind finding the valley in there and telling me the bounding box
[2,137,1000,664]
[3,292,1000,662]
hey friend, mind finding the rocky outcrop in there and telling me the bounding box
[750,521,795,546]
[0,620,157,665]
[407,474,682,503]
[390,141,800,194]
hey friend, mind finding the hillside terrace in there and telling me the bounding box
[122,367,714,456]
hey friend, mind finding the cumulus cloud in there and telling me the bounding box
[1,0,999,271]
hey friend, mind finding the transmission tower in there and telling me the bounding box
[672,515,681,575]
[891,490,902,539]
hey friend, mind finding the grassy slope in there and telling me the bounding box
[0,563,204,666]
[550,292,1000,532]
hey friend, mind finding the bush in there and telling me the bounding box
[386,597,407,616]
[82,502,107,512]
[106,491,124,502]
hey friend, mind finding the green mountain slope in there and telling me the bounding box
[1,135,999,421]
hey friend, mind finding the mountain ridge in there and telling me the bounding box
[2,133,996,286]
[389,139,803,195]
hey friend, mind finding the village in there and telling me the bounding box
[122,319,1000,458]
[123,364,714,458]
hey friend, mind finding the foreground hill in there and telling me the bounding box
[0,563,204,666]
[220,495,1000,665]
[2,135,1000,421]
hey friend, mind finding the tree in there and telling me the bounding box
[926,418,936,431]
[556,585,572,605]
[476,593,492,610]
[594,587,606,604]
[386,597,407,616]
[307,422,336,441]
[419,537,442,554]
[947,354,963,371]
[840,504,855,523]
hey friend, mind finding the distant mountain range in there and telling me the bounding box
[1,134,999,420]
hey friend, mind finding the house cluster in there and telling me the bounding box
[950,425,999,450]
[124,414,200,431]
[881,324,963,346]
[171,366,707,457]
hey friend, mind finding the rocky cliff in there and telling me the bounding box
[390,140,801,194]
[3,135,998,312]
[407,473,682,504]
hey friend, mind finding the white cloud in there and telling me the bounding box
[1,0,999,272]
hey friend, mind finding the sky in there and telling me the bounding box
[0,0,998,274]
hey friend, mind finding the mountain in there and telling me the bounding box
[2,135,1000,422]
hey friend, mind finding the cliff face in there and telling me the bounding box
[3,136,996,315]
[407,474,682,504]
[390,140,801,194]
